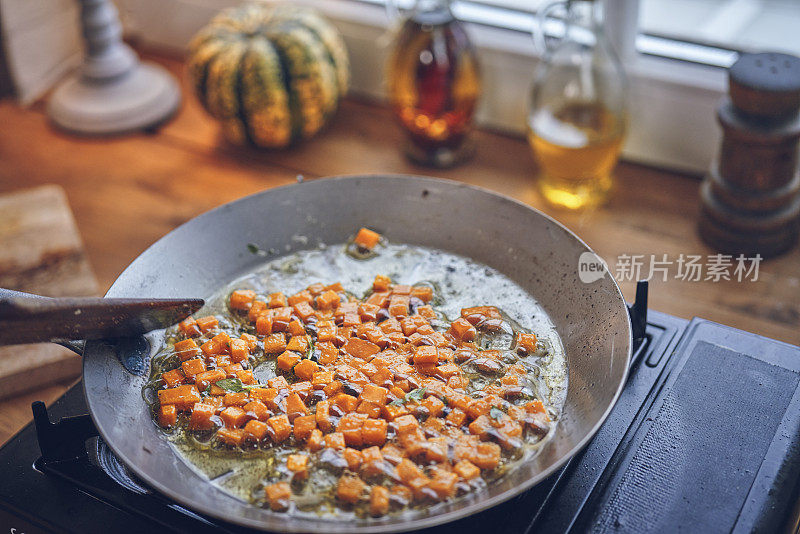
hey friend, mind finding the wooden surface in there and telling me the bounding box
[0,186,97,407]
[0,51,798,445]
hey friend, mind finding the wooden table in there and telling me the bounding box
[1,52,798,445]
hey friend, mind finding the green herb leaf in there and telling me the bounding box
[406,388,426,402]
[246,243,259,254]
[490,407,504,420]
[389,399,405,407]
[215,378,245,392]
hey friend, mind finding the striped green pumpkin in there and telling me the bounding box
[188,4,349,148]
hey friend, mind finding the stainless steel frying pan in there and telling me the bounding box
[81,174,632,532]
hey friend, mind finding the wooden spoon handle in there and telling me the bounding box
[0,288,204,345]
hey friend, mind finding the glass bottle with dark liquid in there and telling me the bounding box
[387,0,481,168]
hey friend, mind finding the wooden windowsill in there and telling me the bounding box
[0,51,797,444]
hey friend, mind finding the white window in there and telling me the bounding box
[119,0,796,174]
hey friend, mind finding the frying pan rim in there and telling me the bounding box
[83,173,632,533]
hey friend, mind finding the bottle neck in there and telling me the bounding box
[565,0,601,34]
[416,0,452,12]
[409,0,454,25]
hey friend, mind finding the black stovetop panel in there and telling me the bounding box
[1,310,799,534]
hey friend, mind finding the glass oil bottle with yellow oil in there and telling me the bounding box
[529,0,627,209]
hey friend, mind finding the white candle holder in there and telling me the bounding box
[47,0,180,135]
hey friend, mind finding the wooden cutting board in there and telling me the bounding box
[0,185,98,400]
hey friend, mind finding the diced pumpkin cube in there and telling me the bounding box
[271,307,292,331]
[307,429,324,452]
[243,400,269,421]
[316,400,333,432]
[446,408,468,427]
[293,414,317,441]
[287,319,306,337]
[288,290,313,307]
[516,332,538,353]
[354,228,381,250]
[267,375,289,390]
[454,459,481,480]
[344,447,363,471]
[436,363,460,380]
[158,404,177,427]
[312,370,335,389]
[345,338,380,360]
[337,474,366,504]
[294,359,318,381]
[174,339,200,360]
[421,396,445,418]
[244,419,269,441]
[370,485,390,516]
[333,393,359,414]
[267,414,292,442]
[236,369,256,385]
[229,338,249,363]
[194,369,226,392]
[317,290,340,310]
[388,295,409,317]
[396,458,425,485]
[157,385,200,410]
[358,303,380,322]
[223,391,249,407]
[248,300,267,322]
[324,432,346,450]
[178,317,201,338]
[250,387,279,410]
[382,403,410,421]
[216,427,246,446]
[286,335,309,353]
[195,316,218,333]
[277,351,301,372]
[373,274,391,291]
[285,392,308,421]
[229,289,256,310]
[338,413,365,447]
[264,481,291,511]
[181,358,205,378]
[410,286,433,303]
[357,401,381,418]
[469,442,501,470]
[359,383,388,405]
[220,406,248,428]
[417,305,436,319]
[287,454,309,479]
[323,380,343,397]
[466,398,491,419]
[289,381,312,401]
[268,292,288,309]
[429,469,458,499]
[161,368,185,388]
[448,317,477,341]
[188,402,215,430]
[394,414,419,435]
[414,345,438,365]
[367,291,391,307]
[293,301,316,322]
[256,315,273,336]
[362,418,388,446]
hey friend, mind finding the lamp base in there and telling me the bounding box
[47,61,180,135]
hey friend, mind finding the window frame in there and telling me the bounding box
[119,0,733,173]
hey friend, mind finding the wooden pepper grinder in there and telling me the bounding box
[699,52,800,257]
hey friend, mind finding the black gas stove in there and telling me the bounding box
[2,289,800,534]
